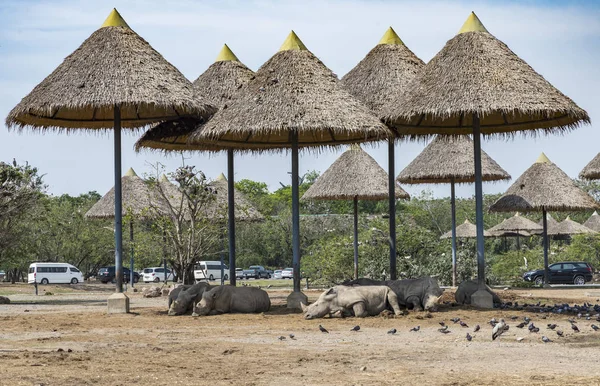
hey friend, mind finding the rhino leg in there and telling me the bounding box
[406,295,423,312]
[352,302,368,317]
[386,290,402,316]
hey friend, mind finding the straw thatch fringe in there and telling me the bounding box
[490,160,598,212]
[6,26,214,131]
[207,176,264,222]
[579,153,600,180]
[397,135,510,184]
[487,212,542,235]
[382,31,590,136]
[341,43,424,117]
[441,219,491,239]
[189,49,392,151]
[548,216,596,236]
[584,211,600,232]
[302,145,409,201]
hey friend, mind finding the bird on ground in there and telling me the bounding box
[516,322,527,329]
[510,315,518,320]
[542,336,552,343]
[351,325,360,332]
[492,319,507,340]
[528,323,536,331]
[289,334,295,340]
[460,321,469,328]
[530,327,540,333]
[556,330,564,337]
[571,323,580,333]
[591,324,599,331]
[451,317,461,323]
[278,336,286,341]
[439,321,446,327]
[523,316,531,323]
[387,328,397,335]
[473,325,480,332]
[410,326,420,332]
[319,325,329,333]
[439,329,451,334]
[489,318,498,327]
[466,333,472,341]
[438,326,448,332]
[547,324,557,330]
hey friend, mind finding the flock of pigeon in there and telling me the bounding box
[276,301,600,343]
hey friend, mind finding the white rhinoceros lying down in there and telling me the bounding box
[193,285,271,316]
[301,285,402,319]
[168,282,211,316]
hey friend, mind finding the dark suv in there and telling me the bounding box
[97,266,140,284]
[523,262,594,285]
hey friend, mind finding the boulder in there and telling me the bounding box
[142,286,162,298]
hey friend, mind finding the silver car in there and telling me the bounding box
[273,270,283,279]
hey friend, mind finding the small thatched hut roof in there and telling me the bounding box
[490,153,599,212]
[579,153,600,180]
[538,212,559,231]
[302,145,410,201]
[382,12,589,137]
[6,9,214,131]
[341,27,424,117]
[397,135,510,184]
[584,211,600,232]
[207,173,264,222]
[487,212,542,236]
[85,168,166,219]
[188,31,392,151]
[548,216,597,236]
[441,219,492,239]
[135,45,255,152]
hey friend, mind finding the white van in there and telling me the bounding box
[143,267,175,283]
[194,261,228,282]
[28,262,84,285]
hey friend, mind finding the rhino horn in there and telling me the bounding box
[300,302,308,312]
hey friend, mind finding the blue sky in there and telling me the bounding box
[1,0,599,199]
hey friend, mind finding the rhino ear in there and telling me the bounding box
[325,287,336,295]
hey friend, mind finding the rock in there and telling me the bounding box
[0,296,10,304]
[142,287,162,298]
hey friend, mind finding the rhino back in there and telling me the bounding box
[230,287,270,313]
[455,280,501,305]
[336,286,389,315]
[341,278,383,286]
[386,277,442,304]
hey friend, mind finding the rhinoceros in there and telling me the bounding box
[301,285,402,319]
[454,279,502,305]
[193,285,270,316]
[168,282,212,316]
[167,285,191,310]
[343,276,444,312]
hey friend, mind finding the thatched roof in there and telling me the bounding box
[579,153,600,180]
[584,211,600,232]
[441,219,492,239]
[381,12,589,137]
[488,230,531,238]
[341,27,424,117]
[188,31,392,151]
[302,145,410,201]
[538,212,559,231]
[206,173,264,222]
[135,45,255,152]
[6,9,214,131]
[85,168,167,219]
[548,216,597,236]
[487,212,542,236]
[397,135,510,184]
[490,153,599,212]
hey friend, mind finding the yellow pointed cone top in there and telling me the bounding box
[349,144,361,151]
[565,216,571,221]
[101,8,130,29]
[536,152,551,164]
[124,167,137,177]
[215,44,239,62]
[216,173,227,182]
[378,27,404,45]
[458,12,488,34]
[515,212,521,217]
[593,211,599,216]
[279,31,308,52]
[159,174,169,183]
[463,219,471,224]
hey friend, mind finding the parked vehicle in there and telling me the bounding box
[242,265,271,279]
[281,267,294,279]
[235,268,244,280]
[273,270,283,279]
[143,267,175,283]
[0,270,5,282]
[523,262,594,285]
[97,266,140,284]
[194,261,228,282]
[27,262,84,285]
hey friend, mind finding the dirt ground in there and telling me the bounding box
[1,283,600,386]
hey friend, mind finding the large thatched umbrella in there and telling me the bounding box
[136,44,255,286]
[5,9,214,300]
[382,12,589,305]
[490,153,598,285]
[397,135,510,286]
[584,211,600,232]
[341,27,424,280]
[579,153,600,180]
[548,216,596,237]
[441,219,492,239]
[189,31,391,305]
[302,145,409,279]
[487,212,542,251]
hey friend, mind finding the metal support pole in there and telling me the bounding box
[291,131,301,293]
[542,208,549,285]
[162,230,168,283]
[472,113,486,288]
[227,149,236,286]
[388,138,397,280]
[353,197,359,280]
[129,221,134,288]
[113,105,123,293]
[220,232,225,286]
[450,179,457,287]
